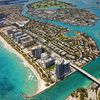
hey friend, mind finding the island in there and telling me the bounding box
[28,0,98,26]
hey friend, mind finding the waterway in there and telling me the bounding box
[0,0,100,100]
[65,31,78,38]
[21,0,100,100]
[0,0,28,5]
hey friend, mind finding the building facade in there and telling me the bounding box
[32,45,42,59]
[56,59,70,80]
[42,58,55,68]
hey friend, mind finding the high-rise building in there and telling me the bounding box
[55,59,70,80]
[41,52,48,60]
[13,32,23,39]
[15,35,22,43]
[20,35,33,48]
[7,28,18,37]
[42,57,55,68]
[14,32,23,43]
[55,60,64,80]
[0,20,4,28]
[32,45,42,59]
[63,60,71,75]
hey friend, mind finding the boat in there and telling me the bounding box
[96,2,100,4]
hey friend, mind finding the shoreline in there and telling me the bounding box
[66,79,100,100]
[27,1,98,26]
[0,35,48,96]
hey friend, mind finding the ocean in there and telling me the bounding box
[0,42,38,100]
[0,0,100,100]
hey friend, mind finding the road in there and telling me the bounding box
[71,62,100,86]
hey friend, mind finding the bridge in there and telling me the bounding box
[70,63,100,86]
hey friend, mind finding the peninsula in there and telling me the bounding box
[0,0,100,99]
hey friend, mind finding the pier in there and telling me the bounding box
[71,63,100,86]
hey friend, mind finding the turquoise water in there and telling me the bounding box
[0,42,38,100]
[31,56,100,100]
[21,0,100,100]
[0,0,100,100]
[65,31,77,37]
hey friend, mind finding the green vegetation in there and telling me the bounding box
[30,0,72,9]
[74,51,80,58]
[47,65,55,71]
[59,34,68,41]
[71,88,88,100]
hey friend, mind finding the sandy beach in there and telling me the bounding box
[0,35,48,95]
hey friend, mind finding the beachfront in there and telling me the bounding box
[0,20,99,98]
[0,35,48,95]
[0,0,99,99]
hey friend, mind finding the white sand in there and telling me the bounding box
[0,36,48,95]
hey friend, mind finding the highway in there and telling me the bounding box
[71,63,100,86]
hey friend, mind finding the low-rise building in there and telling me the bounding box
[15,20,29,27]
[21,34,28,38]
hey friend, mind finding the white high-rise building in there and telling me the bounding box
[41,52,48,60]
